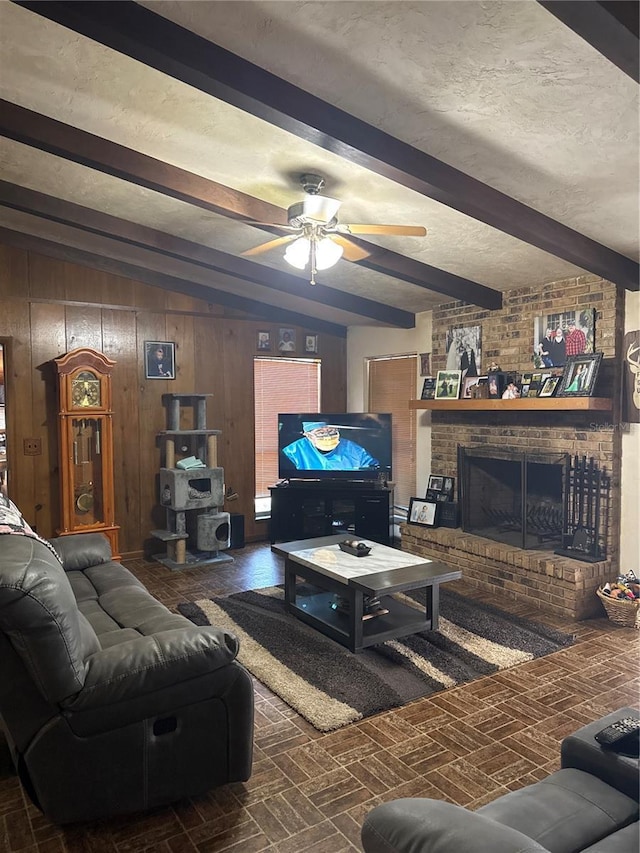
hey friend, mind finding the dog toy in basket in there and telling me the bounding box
[597,571,640,628]
[600,570,640,600]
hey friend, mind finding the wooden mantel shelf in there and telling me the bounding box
[410,397,612,412]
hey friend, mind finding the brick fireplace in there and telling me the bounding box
[403,275,624,620]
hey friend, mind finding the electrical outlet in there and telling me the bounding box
[24,438,42,456]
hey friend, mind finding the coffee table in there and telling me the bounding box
[272,534,462,653]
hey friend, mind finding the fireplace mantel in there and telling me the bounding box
[410,398,612,412]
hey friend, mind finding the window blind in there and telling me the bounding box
[368,355,417,507]
[254,358,321,499]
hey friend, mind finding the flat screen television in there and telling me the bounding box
[278,413,392,481]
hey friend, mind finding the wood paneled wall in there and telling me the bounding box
[0,243,347,556]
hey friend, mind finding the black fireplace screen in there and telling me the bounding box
[459,446,567,550]
[458,446,610,559]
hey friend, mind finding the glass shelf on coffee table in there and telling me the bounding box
[272,534,462,653]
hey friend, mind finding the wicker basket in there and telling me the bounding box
[596,587,640,628]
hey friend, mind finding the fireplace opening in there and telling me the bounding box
[459,446,567,550]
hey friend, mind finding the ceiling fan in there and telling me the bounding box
[241,173,427,284]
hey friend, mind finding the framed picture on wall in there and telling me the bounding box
[444,326,482,375]
[408,498,438,527]
[278,328,296,352]
[419,352,431,376]
[257,330,271,351]
[304,334,318,354]
[145,341,175,379]
[533,307,596,368]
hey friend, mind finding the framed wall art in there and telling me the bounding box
[419,352,431,376]
[257,330,271,351]
[445,325,482,376]
[145,341,175,379]
[408,497,438,527]
[557,352,603,397]
[533,307,596,368]
[622,330,640,423]
[304,334,318,354]
[278,328,296,352]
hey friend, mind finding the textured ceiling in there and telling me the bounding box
[0,0,637,332]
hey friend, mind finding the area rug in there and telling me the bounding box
[178,586,574,732]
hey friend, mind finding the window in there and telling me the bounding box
[368,355,417,508]
[254,357,321,516]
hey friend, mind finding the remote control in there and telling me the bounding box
[594,717,640,748]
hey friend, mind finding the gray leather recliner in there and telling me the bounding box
[361,708,639,853]
[0,530,254,824]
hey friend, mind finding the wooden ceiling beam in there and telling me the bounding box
[0,226,349,336]
[0,181,415,327]
[538,1,639,83]
[16,0,638,291]
[0,100,500,310]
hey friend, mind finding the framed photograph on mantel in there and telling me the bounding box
[435,370,462,400]
[426,474,454,503]
[487,371,505,399]
[557,352,603,397]
[421,377,437,399]
[539,376,561,398]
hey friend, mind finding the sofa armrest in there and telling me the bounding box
[361,799,549,853]
[560,707,640,802]
[49,533,112,571]
[63,626,240,711]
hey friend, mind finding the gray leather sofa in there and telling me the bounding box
[0,529,254,824]
[362,708,639,853]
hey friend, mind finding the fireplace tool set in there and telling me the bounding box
[555,455,610,563]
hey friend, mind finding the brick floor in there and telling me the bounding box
[1,541,638,852]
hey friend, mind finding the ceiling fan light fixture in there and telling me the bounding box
[284,236,310,269]
[315,237,344,270]
[302,195,342,224]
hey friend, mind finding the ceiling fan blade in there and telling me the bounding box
[242,221,298,232]
[330,234,371,262]
[339,224,427,237]
[241,234,298,256]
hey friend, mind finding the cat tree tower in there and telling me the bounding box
[151,393,233,570]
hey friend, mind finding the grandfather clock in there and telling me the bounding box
[54,348,120,558]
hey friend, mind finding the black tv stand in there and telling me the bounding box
[269,482,393,544]
[276,478,387,489]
